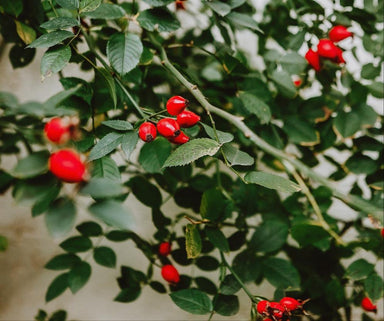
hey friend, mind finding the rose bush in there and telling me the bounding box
[0,0,383,320]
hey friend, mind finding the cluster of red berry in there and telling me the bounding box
[305,25,353,71]
[44,117,87,183]
[257,297,307,321]
[157,241,181,284]
[138,96,200,145]
[361,297,377,313]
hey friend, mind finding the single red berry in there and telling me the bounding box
[257,300,269,314]
[381,228,384,238]
[263,319,274,321]
[157,118,181,138]
[332,46,346,64]
[329,25,353,43]
[138,122,157,142]
[280,297,300,311]
[166,96,189,116]
[361,297,377,313]
[294,79,302,87]
[49,149,87,183]
[158,242,172,256]
[176,110,200,128]
[44,117,71,144]
[269,302,285,319]
[305,49,321,72]
[317,39,339,59]
[168,131,190,145]
[161,264,180,284]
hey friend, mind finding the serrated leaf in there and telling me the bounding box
[91,156,121,180]
[121,132,138,160]
[68,261,91,293]
[93,246,116,268]
[27,30,74,48]
[137,8,180,32]
[56,0,79,10]
[80,178,124,198]
[201,123,234,144]
[97,67,117,108]
[45,273,69,302]
[89,200,133,230]
[222,144,254,166]
[245,171,301,193]
[102,120,133,131]
[239,92,271,124]
[11,151,49,179]
[88,132,124,161]
[83,3,125,19]
[15,21,36,45]
[163,138,220,168]
[40,17,80,30]
[226,12,263,33]
[185,224,202,259]
[170,289,213,315]
[271,69,297,98]
[45,198,76,238]
[79,0,102,12]
[41,46,72,77]
[263,257,300,289]
[139,137,172,173]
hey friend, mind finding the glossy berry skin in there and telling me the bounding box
[166,96,188,116]
[317,39,339,59]
[157,118,181,138]
[49,150,87,183]
[329,25,353,43]
[269,302,285,319]
[280,297,300,311]
[158,242,172,256]
[161,265,180,284]
[176,110,200,128]
[168,131,190,145]
[361,297,377,312]
[138,122,157,142]
[305,49,321,72]
[44,117,71,144]
[257,300,269,314]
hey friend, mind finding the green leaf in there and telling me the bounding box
[93,246,117,268]
[114,287,142,303]
[200,188,227,221]
[0,235,8,252]
[239,92,271,124]
[137,8,180,32]
[97,67,117,108]
[142,0,174,6]
[79,0,102,12]
[196,256,219,271]
[279,52,308,74]
[333,111,361,138]
[41,46,72,77]
[56,0,79,10]
[60,77,94,105]
[214,294,239,316]
[139,137,172,173]
[27,30,74,48]
[45,273,69,302]
[185,224,202,259]
[102,120,133,131]
[245,171,301,193]
[81,178,124,198]
[232,251,261,282]
[205,227,230,253]
[201,123,234,144]
[83,3,125,19]
[107,33,143,76]
[222,144,254,166]
[129,176,162,208]
[89,200,133,230]
[60,236,93,253]
[271,69,297,98]
[48,310,67,321]
[206,1,231,16]
[163,138,220,168]
[44,85,81,110]
[1,0,23,17]
[40,17,80,30]
[68,261,91,293]
[226,12,263,33]
[367,81,384,98]
[283,117,319,145]
[291,223,330,248]
[195,277,217,295]
[345,259,375,281]
[91,156,121,180]
[364,274,384,301]
[76,221,103,237]
[121,132,139,160]
[88,132,124,161]
[361,63,381,79]
[45,254,81,270]
[345,153,377,175]
[45,198,76,238]
[250,220,289,253]
[11,151,49,179]
[220,275,241,295]
[263,257,301,289]
[15,21,36,45]
[170,289,213,315]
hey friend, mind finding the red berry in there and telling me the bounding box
[157,118,181,138]
[176,110,200,128]
[333,46,346,64]
[381,228,384,238]
[175,0,186,10]
[161,264,180,284]
[361,297,377,312]
[138,122,157,142]
[257,300,269,314]
[329,25,353,43]
[305,49,321,72]
[168,131,190,145]
[166,96,188,116]
[44,117,71,144]
[158,242,172,256]
[317,39,339,59]
[269,302,285,319]
[280,297,300,311]
[49,150,87,183]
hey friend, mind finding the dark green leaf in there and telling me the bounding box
[60,236,93,253]
[91,156,121,180]
[89,200,133,229]
[40,17,80,30]
[45,198,76,238]
[45,273,69,302]
[283,117,319,145]
[97,67,117,108]
[232,251,261,282]
[271,69,297,98]
[93,246,116,268]
[367,82,384,98]
[239,92,271,124]
[364,274,384,301]
[121,132,139,160]
[102,120,133,131]
[185,224,202,259]
[0,235,8,252]
[68,261,91,293]
[11,151,49,179]
[279,52,308,74]
[201,123,234,144]
[76,221,103,237]
[200,188,227,221]
[79,0,102,12]
[345,259,375,280]
[1,0,23,17]
[129,176,162,208]
[88,132,124,161]
[196,256,219,271]
[226,12,262,33]
[333,111,361,138]
[169,288,213,315]
[245,171,301,193]
[214,294,239,316]
[114,287,141,302]
[361,63,381,79]
[291,223,330,248]
[194,277,217,295]
[45,254,81,270]
[222,144,254,166]
[48,310,67,321]
[250,220,289,253]
[220,274,241,295]
[27,30,74,48]
[139,137,172,173]
[263,257,301,289]
[205,227,230,253]
[83,3,125,19]
[137,8,180,32]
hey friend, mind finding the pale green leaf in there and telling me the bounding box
[41,46,71,77]
[245,171,301,193]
